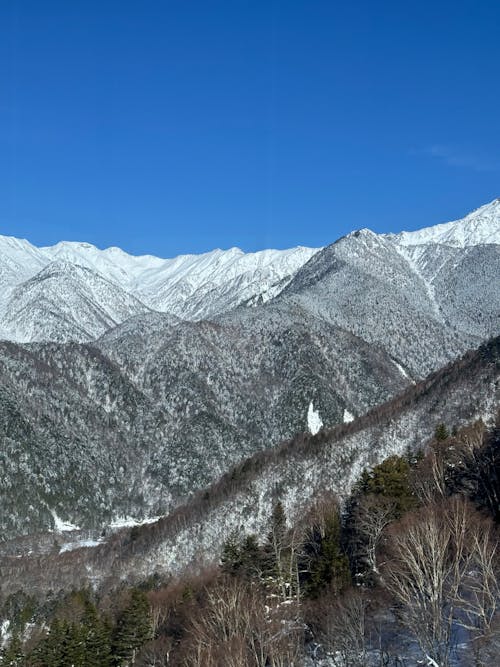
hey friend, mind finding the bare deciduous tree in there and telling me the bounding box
[183,576,303,667]
[381,497,499,667]
[352,494,398,581]
[316,589,369,667]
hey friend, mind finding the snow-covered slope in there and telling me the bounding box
[272,197,499,379]
[131,245,318,318]
[35,242,319,316]
[390,198,500,247]
[3,334,498,592]
[0,302,408,539]
[0,261,150,343]
[0,197,498,343]
[0,238,319,340]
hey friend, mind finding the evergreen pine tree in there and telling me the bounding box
[1,634,24,667]
[359,455,415,516]
[435,422,449,441]
[81,601,112,667]
[263,501,290,597]
[112,589,151,666]
[220,530,243,575]
[303,511,351,598]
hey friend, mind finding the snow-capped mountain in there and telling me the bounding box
[39,241,318,316]
[0,198,498,541]
[391,197,500,247]
[0,238,319,341]
[1,261,150,343]
[0,197,499,343]
[278,200,500,377]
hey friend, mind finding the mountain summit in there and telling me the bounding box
[0,198,498,343]
[390,197,500,247]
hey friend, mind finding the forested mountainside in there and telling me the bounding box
[279,227,499,377]
[0,302,408,539]
[1,342,499,667]
[2,334,498,598]
[0,202,497,539]
[0,200,499,666]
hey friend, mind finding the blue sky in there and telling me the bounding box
[1,1,499,256]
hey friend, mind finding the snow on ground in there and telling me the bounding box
[391,359,415,383]
[59,539,103,553]
[1,620,10,647]
[343,409,354,423]
[110,515,161,529]
[307,401,323,435]
[50,510,80,532]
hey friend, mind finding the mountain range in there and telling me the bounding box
[0,197,498,548]
[0,198,499,344]
[3,334,499,595]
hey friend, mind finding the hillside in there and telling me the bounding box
[2,334,498,596]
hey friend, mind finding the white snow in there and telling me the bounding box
[0,196,498,343]
[1,620,10,647]
[0,236,319,340]
[59,539,102,553]
[391,359,415,383]
[109,515,161,529]
[50,510,80,533]
[307,401,323,435]
[390,197,500,248]
[343,409,355,423]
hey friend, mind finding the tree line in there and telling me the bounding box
[1,418,499,666]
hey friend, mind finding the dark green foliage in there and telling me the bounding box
[80,601,112,667]
[359,455,416,516]
[435,422,450,441]
[220,530,242,574]
[301,511,351,598]
[269,501,287,545]
[111,589,151,666]
[0,593,36,637]
[262,501,288,581]
[221,531,264,580]
[27,597,112,667]
[32,618,70,667]
[345,455,417,582]
[0,634,25,667]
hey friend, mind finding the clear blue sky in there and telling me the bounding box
[1,1,499,256]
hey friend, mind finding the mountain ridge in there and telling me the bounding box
[0,197,499,343]
[2,333,498,594]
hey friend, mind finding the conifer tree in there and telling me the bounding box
[303,511,351,598]
[0,634,24,667]
[81,601,112,667]
[435,422,449,441]
[263,501,291,598]
[220,530,243,575]
[359,455,416,516]
[112,589,151,666]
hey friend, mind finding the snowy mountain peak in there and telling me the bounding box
[0,197,498,344]
[391,197,500,247]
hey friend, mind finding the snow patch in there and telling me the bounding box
[59,539,103,553]
[50,510,80,533]
[1,620,10,647]
[307,401,323,435]
[110,515,161,529]
[343,409,355,423]
[391,359,415,383]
